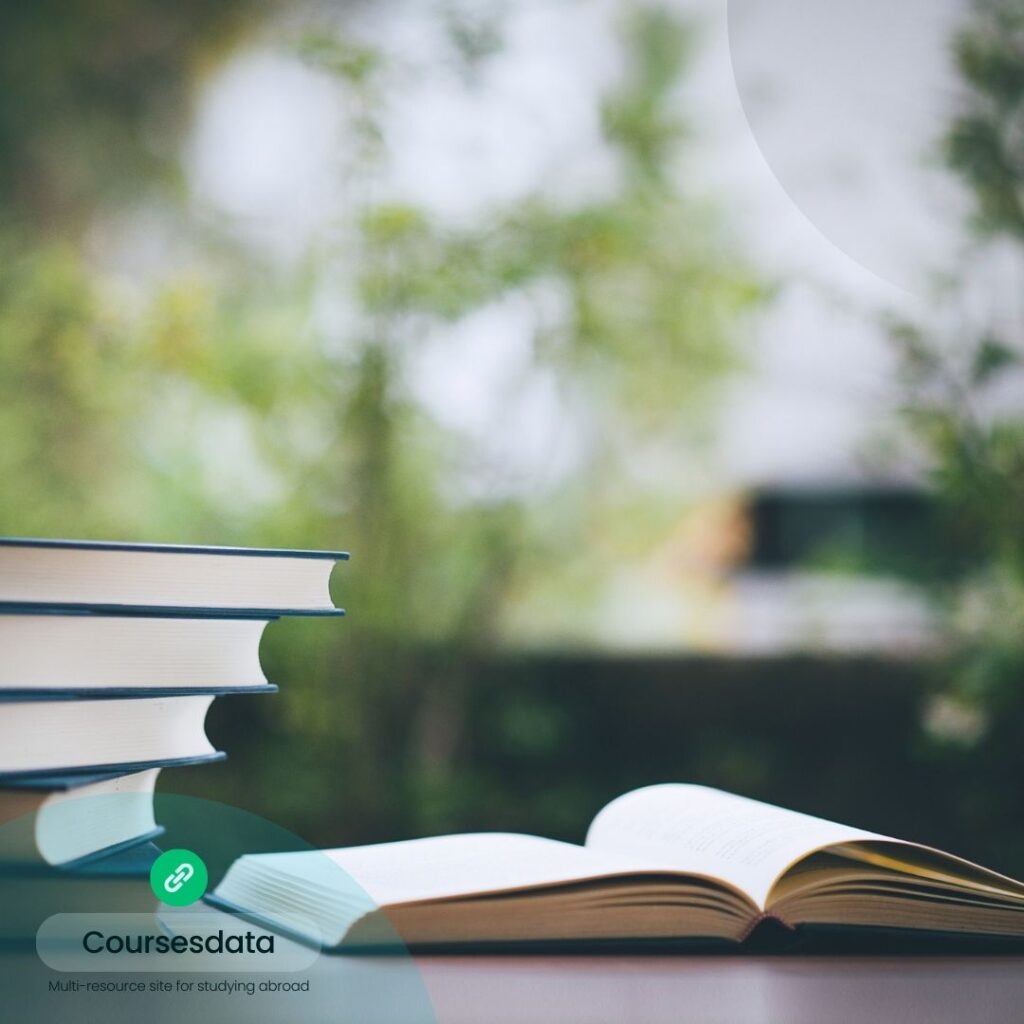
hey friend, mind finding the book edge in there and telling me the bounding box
[0,751,227,782]
[0,538,349,560]
[0,685,278,701]
[0,603,345,619]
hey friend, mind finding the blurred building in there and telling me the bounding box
[502,484,940,657]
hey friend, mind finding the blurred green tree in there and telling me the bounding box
[248,6,763,842]
[0,3,763,844]
[892,0,1024,865]
[0,0,259,539]
[0,0,256,230]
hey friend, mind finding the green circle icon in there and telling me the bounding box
[150,848,209,907]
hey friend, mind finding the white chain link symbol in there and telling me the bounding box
[163,862,195,894]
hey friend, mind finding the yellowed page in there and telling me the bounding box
[586,784,885,909]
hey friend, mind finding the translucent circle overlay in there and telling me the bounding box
[727,0,969,291]
[0,790,437,1023]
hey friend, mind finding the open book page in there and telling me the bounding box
[585,784,887,909]
[215,833,758,948]
[824,841,1024,899]
[320,832,687,907]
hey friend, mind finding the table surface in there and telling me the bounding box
[9,943,1024,1022]
[410,954,1024,1024]
[12,916,1024,1023]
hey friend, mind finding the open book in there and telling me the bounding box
[209,785,1024,951]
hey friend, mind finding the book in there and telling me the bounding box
[0,614,276,694]
[0,839,160,942]
[0,770,161,867]
[209,784,1024,951]
[0,538,347,617]
[0,696,224,776]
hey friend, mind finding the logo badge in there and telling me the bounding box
[150,849,209,907]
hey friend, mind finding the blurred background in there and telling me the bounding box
[2,0,1024,871]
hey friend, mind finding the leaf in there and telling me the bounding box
[971,335,1018,384]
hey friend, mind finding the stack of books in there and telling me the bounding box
[0,538,346,939]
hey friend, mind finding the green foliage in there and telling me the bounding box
[269,7,759,840]
[0,3,763,843]
[894,327,1024,577]
[945,0,1024,237]
[601,6,692,182]
[0,0,257,230]
[0,236,133,532]
[895,0,1024,746]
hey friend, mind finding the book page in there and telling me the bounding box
[319,832,677,907]
[585,784,887,909]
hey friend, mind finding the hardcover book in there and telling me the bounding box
[0,696,225,776]
[0,769,161,867]
[210,784,1024,951]
[0,538,347,617]
[0,614,279,696]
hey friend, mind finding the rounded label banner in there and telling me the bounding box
[36,913,321,973]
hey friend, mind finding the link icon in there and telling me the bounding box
[150,849,208,907]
